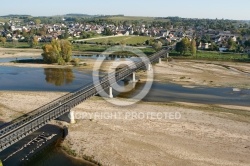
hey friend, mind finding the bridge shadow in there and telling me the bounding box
[55,113,71,123]
[0,120,5,129]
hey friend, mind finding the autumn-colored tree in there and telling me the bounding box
[0,37,6,46]
[42,39,72,64]
[60,40,72,62]
[152,41,163,51]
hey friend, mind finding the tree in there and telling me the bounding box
[60,40,72,62]
[34,19,41,25]
[42,39,72,64]
[244,39,250,47]
[175,37,191,55]
[13,39,18,47]
[190,39,197,56]
[3,22,10,31]
[30,36,38,48]
[227,38,237,51]
[120,40,126,46]
[210,42,218,51]
[63,29,70,39]
[0,37,6,46]
[152,41,163,51]
[102,27,113,36]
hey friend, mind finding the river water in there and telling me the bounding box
[0,66,249,106]
[0,58,250,165]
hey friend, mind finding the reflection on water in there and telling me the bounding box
[44,68,74,86]
[0,66,94,92]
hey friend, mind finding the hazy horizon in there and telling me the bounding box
[0,0,249,20]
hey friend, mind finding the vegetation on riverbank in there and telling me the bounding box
[61,144,102,166]
[170,50,250,62]
[42,39,72,64]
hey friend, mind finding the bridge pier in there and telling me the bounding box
[129,72,138,83]
[109,86,113,98]
[147,63,152,71]
[69,110,76,124]
[132,72,136,82]
[159,58,162,64]
[130,72,137,83]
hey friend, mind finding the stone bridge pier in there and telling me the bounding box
[69,110,76,124]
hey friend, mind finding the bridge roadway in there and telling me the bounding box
[0,49,168,152]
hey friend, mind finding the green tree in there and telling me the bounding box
[34,19,41,25]
[3,22,10,31]
[244,39,250,47]
[190,39,197,56]
[227,38,237,51]
[102,27,113,36]
[42,39,72,64]
[210,42,218,51]
[175,37,191,55]
[30,36,38,48]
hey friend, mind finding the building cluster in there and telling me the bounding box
[1,19,250,53]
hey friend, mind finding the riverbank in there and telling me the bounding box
[59,97,250,166]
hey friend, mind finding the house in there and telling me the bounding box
[123,31,130,36]
[160,30,169,37]
[244,47,250,54]
[198,42,211,50]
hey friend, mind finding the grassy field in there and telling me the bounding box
[0,42,44,49]
[83,36,153,45]
[72,44,156,55]
[170,51,250,62]
[72,44,107,52]
[105,16,170,22]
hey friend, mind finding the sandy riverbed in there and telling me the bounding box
[0,49,250,165]
[0,91,249,166]
[153,60,250,89]
[61,98,250,166]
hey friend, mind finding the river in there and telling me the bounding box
[0,59,250,165]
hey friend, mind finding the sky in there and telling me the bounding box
[1,0,249,20]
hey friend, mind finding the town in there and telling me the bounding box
[0,14,250,55]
